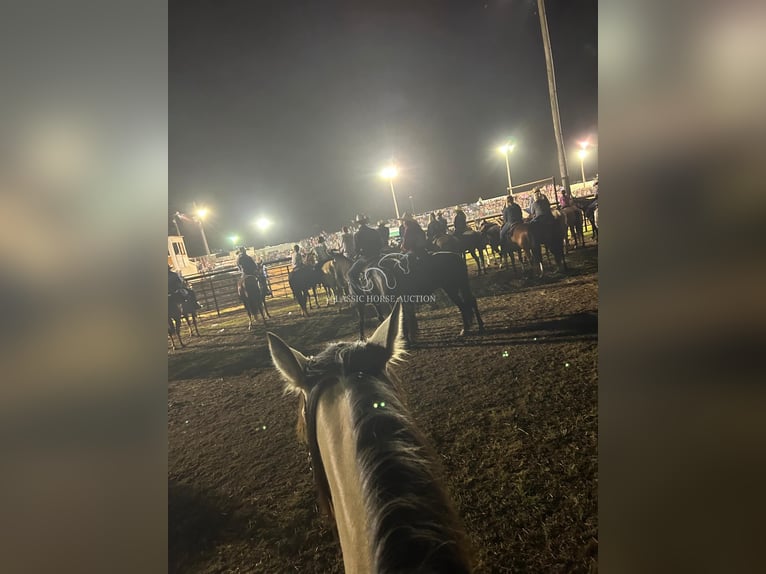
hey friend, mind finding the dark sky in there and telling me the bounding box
[170,0,597,255]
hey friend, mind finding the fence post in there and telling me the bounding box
[207,271,221,317]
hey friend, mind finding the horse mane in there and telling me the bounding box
[301,342,472,573]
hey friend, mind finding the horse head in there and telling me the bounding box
[267,302,470,573]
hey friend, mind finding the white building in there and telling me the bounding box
[167,236,199,277]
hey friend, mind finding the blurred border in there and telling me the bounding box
[600,1,766,571]
[1,1,167,573]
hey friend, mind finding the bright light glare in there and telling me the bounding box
[379,165,398,179]
[578,149,588,159]
[196,207,209,220]
[229,235,239,244]
[498,143,515,154]
[579,140,589,149]
[256,217,271,231]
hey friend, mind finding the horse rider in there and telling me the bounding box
[348,214,383,290]
[499,194,524,247]
[291,244,306,271]
[436,211,449,235]
[236,246,259,277]
[255,257,272,296]
[400,212,428,256]
[168,265,202,309]
[426,212,442,241]
[312,236,332,272]
[340,226,356,258]
[377,221,390,247]
[585,180,598,222]
[529,187,554,222]
[453,207,468,236]
[558,186,573,208]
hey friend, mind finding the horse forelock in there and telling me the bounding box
[302,340,471,572]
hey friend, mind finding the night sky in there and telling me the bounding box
[170,0,597,255]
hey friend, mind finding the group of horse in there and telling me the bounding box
[170,200,597,351]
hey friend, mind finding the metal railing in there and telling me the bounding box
[183,261,294,317]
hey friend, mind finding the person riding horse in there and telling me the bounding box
[377,221,390,247]
[400,213,431,279]
[348,214,384,291]
[312,236,332,273]
[291,244,306,271]
[168,265,201,309]
[236,246,259,277]
[499,194,524,248]
[558,186,573,208]
[528,188,554,234]
[426,212,442,241]
[436,211,449,235]
[453,207,468,236]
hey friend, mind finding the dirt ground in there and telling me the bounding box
[169,245,598,573]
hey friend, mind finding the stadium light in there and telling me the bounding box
[255,217,272,231]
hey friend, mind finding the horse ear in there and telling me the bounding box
[267,332,310,393]
[368,301,406,364]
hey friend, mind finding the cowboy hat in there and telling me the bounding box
[353,214,369,224]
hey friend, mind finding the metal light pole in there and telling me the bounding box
[380,165,400,219]
[195,207,211,255]
[578,149,587,183]
[498,143,515,195]
[409,195,415,214]
[537,0,571,194]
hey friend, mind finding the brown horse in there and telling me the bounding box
[266,303,472,574]
[237,274,269,330]
[501,223,543,277]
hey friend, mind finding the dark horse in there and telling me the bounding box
[266,303,471,573]
[454,229,488,275]
[168,292,185,350]
[169,289,200,341]
[351,251,484,342]
[237,274,269,330]
[288,266,326,317]
[559,206,585,250]
[573,196,598,241]
[429,230,486,275]
[529,213,568,274]
[478,219,504,265]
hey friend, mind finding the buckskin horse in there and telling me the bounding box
[351,251,484,342]
[266,303,472,574]
[237,274,269,330]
